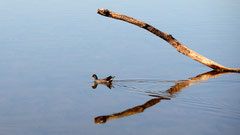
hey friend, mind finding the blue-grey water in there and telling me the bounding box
[0,0,240,135]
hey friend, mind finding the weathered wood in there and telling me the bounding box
[97,9,240,72]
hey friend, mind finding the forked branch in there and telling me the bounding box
[97,9,240,73]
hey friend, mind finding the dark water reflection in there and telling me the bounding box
[93,71,239,124]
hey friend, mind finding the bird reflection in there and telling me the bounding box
[94,70,236,124]
[91,74,115,89]
[91,82,114,89]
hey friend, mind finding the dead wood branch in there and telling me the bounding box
[97,9,240,73]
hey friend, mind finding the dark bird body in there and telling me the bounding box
[91,74,115,84]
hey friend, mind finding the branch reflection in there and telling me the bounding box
[94,70,234,124]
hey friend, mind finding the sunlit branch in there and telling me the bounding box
[97,9,240,72]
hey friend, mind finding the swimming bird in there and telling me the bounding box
[91,74,115,83]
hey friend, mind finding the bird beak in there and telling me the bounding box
[91,75,93,77]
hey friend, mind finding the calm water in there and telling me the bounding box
[0,0,240,135]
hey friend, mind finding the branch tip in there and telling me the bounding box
[97,9,110,16]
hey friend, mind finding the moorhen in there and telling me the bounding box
[91,74,115,83]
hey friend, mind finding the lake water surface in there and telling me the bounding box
[0,0,240,135]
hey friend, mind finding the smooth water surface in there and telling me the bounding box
[0,0,240,135]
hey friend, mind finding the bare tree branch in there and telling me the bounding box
[97,9,240,72]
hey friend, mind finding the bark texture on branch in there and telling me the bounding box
[97,9,240,72]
